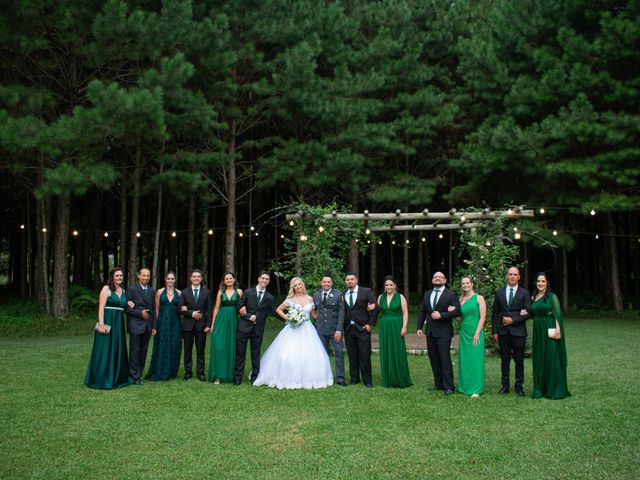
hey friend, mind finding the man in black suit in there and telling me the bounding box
[125,267,156,385]
[235,271,275,385]
[416,271,461,395]
[179,269,212,381]
[312,275,346,386]
[492,266,531,396]
[343,272,378,387]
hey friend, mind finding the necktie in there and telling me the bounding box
[508,287,514,307]
[349,290,354,307]
[432,289,440,310]
[257,290,263,303]
[143,287,148,301]
[323,292,327,305]
[194,288,199,303]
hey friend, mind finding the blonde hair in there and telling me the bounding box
[287,277,308,298]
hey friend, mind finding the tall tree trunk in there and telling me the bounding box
[561,247,569,312]
[128,146,142,283]
[152,176,163,290]
[36,196,51,313]
[201,209,209,280]
[20,205,28,298]
[91,196,102,286]
[348,238,359,274]
[52,193,71,317]
[187,196,196,274]
[370,242,377,293]
[417,239,424,296]
[522,242,529,291]
[225,119,237,272]
[119,180,128,279]
[403,231,410,303]
[605,212,624,312]
[27,194,34,297]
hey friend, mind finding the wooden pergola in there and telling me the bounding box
[286,207,534,298]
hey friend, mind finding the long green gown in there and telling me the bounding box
[531,292,570,399]
[207,290,239,383]
[457,294,485,395]
[378,293,413,388]
[85,290,131,389]
[146,289,182,381]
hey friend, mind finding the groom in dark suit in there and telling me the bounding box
[312,275,346,386]
[125,267,156,385]
[492,266,531,396]
[179,269,212,381]
[416,271,461,395]
[235,271,275,385]
[343,272,378,387]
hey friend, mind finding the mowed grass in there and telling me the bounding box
[1,314,639,479]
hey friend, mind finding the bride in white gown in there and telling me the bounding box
[253,277,334,389]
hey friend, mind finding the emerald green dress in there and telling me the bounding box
[85,290,131,389]
[146,289,182,381]
[207,290,239,383]
[531,292,570,400]
[378,293,413,388]
[457,294,485,395]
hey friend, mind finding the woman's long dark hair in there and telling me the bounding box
[107,267,123,292]
[219,272,239,291]
[534,271,552,301]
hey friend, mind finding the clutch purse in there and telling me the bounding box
[547,328,556,338]
[95,322,112,334]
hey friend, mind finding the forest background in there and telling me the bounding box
[0,0,638,318]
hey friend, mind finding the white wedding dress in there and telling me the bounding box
[253,300,334,389]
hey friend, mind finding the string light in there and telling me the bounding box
[208,229,213,235]
[72,230,78,236]
[318,226,325,232]
[438,234,443,239]
[552,230,558,236]
[539,208,545,214]
[392,240,396,245]
[422,237,426,242]
[460,215,466,222]
[590,209,596,216]
[238,232,244,238]
[20,224,25,229]
[42,227,47,233]
[595,234,599,240]
[405,239,410,244]
[514,232,521,240]
[280,234,285,239]
[136,232,141,238]
[171,231,176,237]
[378,240,382,245]
[289,220,294,226]
[255,232,259,236]
[103,232,108,237]
[365,228,371,235]
[300,234,308,241]
[355,239,359,243]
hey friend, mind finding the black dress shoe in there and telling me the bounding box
[183,373,192,381]
[444,389,453,396]
[364,383,373,388]
[498,386,509,394]
[349,381,360,386]
[133,379,142,386]
[515,388,525,397]
[337,381,347,386]
[198,374,206,382]
[233,380,241,386]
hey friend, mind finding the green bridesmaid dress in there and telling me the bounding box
[531,292,570,399]
[207,290,239,383]
[85,290,131,389]
[146,289,182,381]
[457,294,485,395]
[378,293,413,388]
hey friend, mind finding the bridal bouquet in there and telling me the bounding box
[286,304,307,329]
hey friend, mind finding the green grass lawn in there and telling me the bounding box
[1,313,639,479]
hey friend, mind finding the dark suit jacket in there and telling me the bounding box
[491,286,531,337]
[343,287,378,332]
[313,288,345,335]
[237,287,275,337]
[417,287,461,338]
[125,284,156,334]
[179,285,212,332]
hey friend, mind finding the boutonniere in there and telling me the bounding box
[329,293,334,299]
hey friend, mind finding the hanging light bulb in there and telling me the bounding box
[514,232,521,240]
[171,231,176,237]
[103,232,109,237]
[238,232,244,238]
[590,209,596,216]
[72,230,79,236]
[250,226,255,231]
[539,208,545,214]
[280,234,284,239]
[365,228,371,235]
[20,224,25,229]
[208,229,214,235]
[421,237,426,242]
[289,220,294,226]
[318,226,325,233]
[438,234,443,239]
[552,230,558,236]
[136,232,141,238]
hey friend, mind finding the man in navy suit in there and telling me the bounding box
[417,271,461,395]
[125,267,156,385]
[235,271,275,384]
[492,266,531,396]
[343,272,378,387]
[179,269,212,381]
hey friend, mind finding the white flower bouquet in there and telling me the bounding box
[286,304,307,328]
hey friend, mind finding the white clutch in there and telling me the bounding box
[547,328,556,338]
[95,322,112,334]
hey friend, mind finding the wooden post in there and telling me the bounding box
[403,231,410,303]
